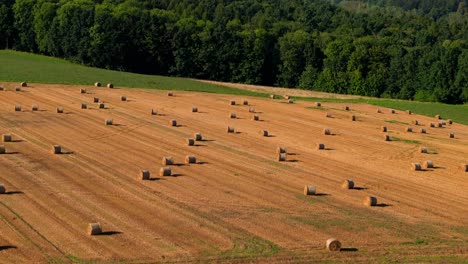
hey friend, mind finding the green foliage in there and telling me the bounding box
[1,0,468,104]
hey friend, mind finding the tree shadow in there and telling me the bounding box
[96,231,122,236]
[340,248,358,252]
[0,246,17,251]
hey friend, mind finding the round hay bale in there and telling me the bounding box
[159,167,172,177]
[326,238,342,252]
[167,91,173,96]
[52,145,61,154]
[185,155,196,164]
[56,107,63,113]
[430,122,435,128]
[435,114,440,119]
[15,105,21,112]
[344,106,350,111]
[406,110,411,115]
[105,119,113,126]
[270,94,275,99]
[377,108,382,113]
[437,122,443,128]
[276,146,286,154]
[406,127,413,132]
[260,130,268,137]
[423,160,434,169]
[315,102,321,107]
[93,97,99,103]
[419,147,428,153]
[80,88,86,94]
[107,83,113,88]
[252,115,259,121]
[139,170,150,180]
[192,106,198,113]
[278,153,287,162]
[364,196,377,206]
[0,184,5,194]
[413,120,419,125]
[230,100,236,106]
[284,95,290,100]
[170,120,177,127]
[194,133,202,141]
[317,143,325,150]
[15,87,21,92]
[449,132,454,138]
[243,100,249,105]
[187,138,195,146]
[304,185,316,195]
[99,103,105,109]
[420,128,427,134]
[2,134,12,142]
[121,96,127,101]
[0,146,5,154]
[0,86,4,91]
[288,99,294,104]
[32,105,38,111]
[230,113,237,119]
[81,103,87,109]
[323,128,331,135]
[390,109,395,114]
[21,82,27,87]
[440,121,446,126]
[351,115,356,121]
[249,107,255,113]
[412,163,422,171]
[162,157,173,166]
[384,134,390,141]
[326,112,332,118]
[227,126,235,133]
[447,119,453,125]
[342,179,354,189]
[151,109,157,115]
[94,82,101,87]
[461,164,468,172]
[88,223,102,235]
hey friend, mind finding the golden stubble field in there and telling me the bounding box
[0,83,467,263]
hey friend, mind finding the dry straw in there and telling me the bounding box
[278,153,287,162]
[170,120,177,126]
[187,138,195,146]
[88,223,102,235]
[326,238,342,252]
[162,157,173,166]
[138,170,150,180]
[412,163,422,171]
[194,133,202,141]
[304,185,316,195]
[185,155,196,164]
[342,179,354,189]
[94,82,101,87]
[107,83,113,88]
[52,145,61,154]
[364,196,377,206]
[423,160,434,169]
[105,119,113,126]
[2,134,12,142]
[159,167,171,176]
[317,143,325,150]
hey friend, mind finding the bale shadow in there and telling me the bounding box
[12,139,24,143]
[174,125,185,128]
[148,178,165,181]
[113,124,126,127]
[60,151,74,155]
[172,173,184,177]
[197,161,209,165]
[174,163,186,167]
[235,132,242,134]
[5,191,23,195]
[96,231,122,236]
[197,111,209,114]
[0,246,17,251]
[288,159,300,163]
[376,203,391,207]
[314,193,330,196]
[194,144,207,147]
[353,187,367,191]
[201,139,215,142]
[340,248,358,252]
[266,135,276,138]
[433,166,445,169]
[288,153,299,156]
[4,151,20,155]
[324,148,334,151]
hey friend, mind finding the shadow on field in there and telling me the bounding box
[340,248,358,252]
[5,191,23,195]
[97,231,122,236]
[0,246,17,251]
[376,203,391,207]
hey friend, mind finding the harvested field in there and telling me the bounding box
[0,82,467,263]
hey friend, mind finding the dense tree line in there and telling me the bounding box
[0,0,467,103]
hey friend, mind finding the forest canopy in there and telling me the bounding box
[0,0,467,104]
